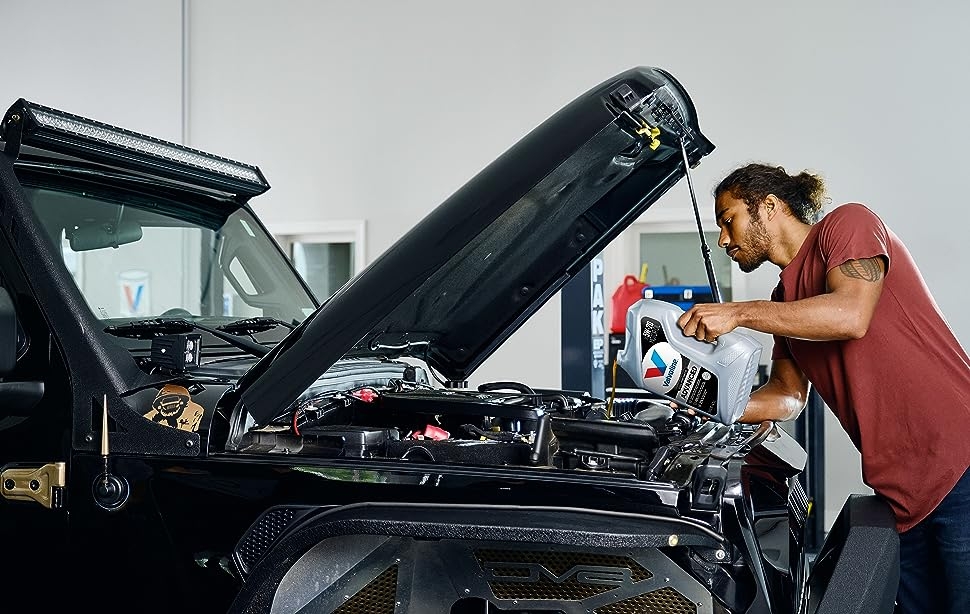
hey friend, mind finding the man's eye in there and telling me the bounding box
[724,218,732,226]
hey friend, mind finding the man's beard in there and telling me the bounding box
[736,215,772,273]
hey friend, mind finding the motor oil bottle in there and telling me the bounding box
[616,298,763,424]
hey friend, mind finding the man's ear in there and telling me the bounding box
[763,194,779,220]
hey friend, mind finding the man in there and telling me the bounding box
[677,163,970,613]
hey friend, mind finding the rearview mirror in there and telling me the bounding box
[69,220,143,251]
[0,288,16,376]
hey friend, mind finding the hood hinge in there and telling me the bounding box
[1,462,67,509]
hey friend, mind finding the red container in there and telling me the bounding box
[610,275,648,333]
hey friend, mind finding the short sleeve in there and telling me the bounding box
[816,203,891,275]
[769,282,792,360]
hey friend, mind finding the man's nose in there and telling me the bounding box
[718,228,729,248]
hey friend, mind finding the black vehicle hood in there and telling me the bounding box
[237,66,714,426]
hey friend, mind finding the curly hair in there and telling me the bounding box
[714,163,827,224]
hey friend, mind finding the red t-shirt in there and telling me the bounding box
[772,203,970,532]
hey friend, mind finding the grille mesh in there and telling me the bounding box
[789,477,809,529]
[594,587,697,614]
[475,549,652,601]
[238,508,299,571]
[334,565,398,614]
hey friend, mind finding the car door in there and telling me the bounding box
[0,258,72,609]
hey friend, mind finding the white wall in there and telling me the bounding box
[11,0,970,528]
[2,0,183,142]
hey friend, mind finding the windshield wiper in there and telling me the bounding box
[216,317,295,336]
[105,318,269,357]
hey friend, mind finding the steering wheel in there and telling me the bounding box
[160,307,192,318]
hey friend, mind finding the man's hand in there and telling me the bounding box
[677,302,745,342]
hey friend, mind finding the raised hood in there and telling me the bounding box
[237,66,714,425]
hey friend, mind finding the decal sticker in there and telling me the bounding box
[143,384,203,432]
[119,270,150,317]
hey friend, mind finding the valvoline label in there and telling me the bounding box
[638,316,718,413]
[641,342,682,392]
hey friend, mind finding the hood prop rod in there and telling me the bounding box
[679,139,722,303]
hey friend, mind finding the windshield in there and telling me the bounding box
[19,175,317,327]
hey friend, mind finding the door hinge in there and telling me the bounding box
[1,462,66,509]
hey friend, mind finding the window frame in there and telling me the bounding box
[268,220,366,299]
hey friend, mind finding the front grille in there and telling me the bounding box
[595,587,697,614]
[475,549,652,601]
[334,565,398,614]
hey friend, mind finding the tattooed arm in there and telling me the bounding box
[678,256,887,342]
[838,258,885,282]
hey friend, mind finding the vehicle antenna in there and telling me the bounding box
[93,393,129,511]
[101,394,110,489]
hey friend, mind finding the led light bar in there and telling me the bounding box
[2,98,270,197]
